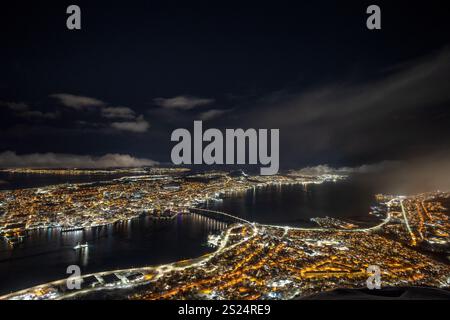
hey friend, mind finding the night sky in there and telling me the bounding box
[1,1,450,170]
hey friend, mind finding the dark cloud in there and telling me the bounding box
[0,101,29,112]
[3,94,150,133]
[1,101,59,120]
[226,47,450,167]
[253,47,450,128]
[18,110,60,120]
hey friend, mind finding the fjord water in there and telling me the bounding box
[206,179,378,227]
[0,214,224,295]
[0,176,377,295]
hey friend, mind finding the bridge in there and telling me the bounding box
[189,206,391,233]
[188,207,251,224]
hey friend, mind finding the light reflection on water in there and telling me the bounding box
[0,214,226,295]
[206,180,378,227]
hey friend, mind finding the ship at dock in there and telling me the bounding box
[60,226,84,233]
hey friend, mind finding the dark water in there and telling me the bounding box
[206,179,378,227]
[0,214,225,295]
[0,177,378,295]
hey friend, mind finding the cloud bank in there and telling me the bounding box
[0,151,158,168]
[292,162,401,176]
[47,93,150,132]
[297,150,450,195]
[49,93,105,110]
[199,109,230,120]
[101,106,136,119]
[111,115,150,133]
[154,96,214,110]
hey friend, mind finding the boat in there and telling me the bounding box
[61,226,84,233]
[73,242,89,250]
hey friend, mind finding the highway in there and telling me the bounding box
[400,199,417,246]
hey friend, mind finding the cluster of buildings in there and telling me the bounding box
[1,168,449,300]
[130,216,450,300]
[0,168,342,246]
[379,192,450,250]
